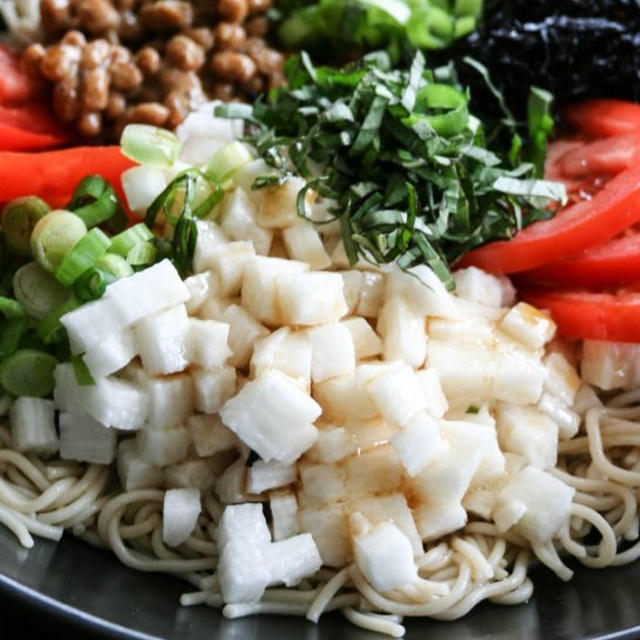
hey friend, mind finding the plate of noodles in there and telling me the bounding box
[4,2,640,640]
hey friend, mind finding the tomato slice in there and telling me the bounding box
[0,43,42,105]
[458,163,640,274]
[563,99,640,138]
[519,288,640,342]
[0,104,70,150]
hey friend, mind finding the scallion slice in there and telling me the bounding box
[55,227,111,287]
[127,241,157,267]
[73,267,116,302]
[71,354,95,386]
[13,262,69,320]
[94,253,134,279]
[31,211,87,273]
[0,318,26,360]
[0,296,25,319]
[109,223,153,257]
[37,296,81,344]
[67,176,121,228]
[0,349,58,397]
[120,124,182,168]
[206,141,253,182]
[1,197,50,257]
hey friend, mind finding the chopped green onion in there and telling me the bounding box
[127,241,157,267]
[0,296,25,319]
[109,223,153,257]
[206,141,253,182]
[94,253,134,279]
[120,124,182,168]
[37,296,81,344]
[67,176,121,228]
[71,354,95,386]
[0,349,58,397]
[1,197,50,257]
[31,210,87,273]
[13,262,69,320]
[0,318,26,360]
[73,267,117,302]
[55,227,111,287]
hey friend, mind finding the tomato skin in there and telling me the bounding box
[0,44,42,105]
[563,99,640,138]
[0,104,70,150]
[519,288,640,342]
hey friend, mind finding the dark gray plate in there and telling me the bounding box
[1,525,640,640]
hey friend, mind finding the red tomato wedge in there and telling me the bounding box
[0,147,135,208]
[564,99,640,138]
[0,104,70,150]
[0,43,42,105]
[519,288,640,342]
[458,163,640,274]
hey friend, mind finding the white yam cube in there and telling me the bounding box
[428,317,495,345]
[298,503,350,567]
[208,241,256,296]
[192,367,236,414]
[543,352,581,405]
[340,271,363,314]
[184,271,215,314]
[188,414,240,457]
[215,458,253,504]
[219,188,273,255]
[83,327,136,378]
[218,540,271,603]
[453,266,504,308]
[258,177,311,229]
[276,271,348,326]
[366,364,427,426]
[59,412,116,464]
[581,340,640,391]
[10,397,57,456]
[117,438,163,490]
[492,343,545,405]
[198,297,230,322]
[264,533,323,587]
[416,369,448,418]
[413,502,467,541]
[377,295,427,368]
[472,423,506,486]
[493,498,527,533]
[136,427,190,466]
[142,373,194,430]
[343,445,403,498]
[495,403,558,470]
[84,377,149,431]
[270,491,299,541]
[135,304,189,375]
[390,411,446,477]
[537,393,580,440]
[163,488,201,547]
[342,317,382,360]
[313,373,378,422]
[306,323,355,383]
[282,221,331,269]
[499,302,555,350]
[241,256,309,325]
[193,220,229,273]
[233,159,276,200]
[218,503,271,552]
[187,318,231,370]
[250,328,312,388]
[355,271,385,318]
[298,462,346,506]
[219,370,320,464]
[345,417,398,451]
[247,461,297,494]
[496,466,574,544]
[122,165,166,213]
[105,259,190,325]
[352,519,418,591]
[307,426,357,464]
[222,304,269,369]
[164,458,223,493]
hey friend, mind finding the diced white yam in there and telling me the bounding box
[314,374,378,422]
[117,439,163,490]
[496,466,574,544]
[122,165,166,212]
[193,220,230,273]
[215,458,253,504]
[219,188,272,256]
[581,340,640,391]
[428,317,495,345]
[499,302,555,350]
[184,271,215,314]
[187,318,231,370]
[84,377,149,430]
[250,328,312,388]
[270,491,299,541]
[258,177,311,229]
[105,259,190,325]
[472,423,506,486]
[136,427,190,466]
[356,271,385,318]
[453,267,504,308]
[386,264,457,318]
[264,533,323,587]
[306,426,356,464]
[188,414,240,458]
[219,370,320,464]
[192,366,236,414]
[343,445,403,498]
[282,221,331,269]
[352,518,418,591]
[276,271,348,326]
[163,488,201,547]
[416,369,448,418]
[377,295,427,368]
[543,352,581,405]
[207,241,256,296]
[241,256,309,325]
[345,417,398,451]
[366,364,427,427]
[218,503,271,552]
[164,458,225,493]
[59,412,116,464]
[340,271,363,314]
[390,411,446,477]
[61,297,127,354]
[222,304,269,369]
[135,304,189,375]
[342,317,382,361]
[198,296,230,322]
[177,102,243,142]
[493,498,527,533]
[10,397,57,456]
[83,327,137,378]
[573,384,603,415]
[298,461,345,506]
[306,323,355,383]
[218,540,271,603]
[495,403,558,470]
[492,343,545,405]
[247,461,297,494]
[141,373,194,431]
[413,502,468,541]
[298,503,350,568]
[537,392,580,440]
[233,159,276,201]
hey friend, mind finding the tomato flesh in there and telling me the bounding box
[0,44,42,105]
[0,104,70,150]
[563,99,640,138]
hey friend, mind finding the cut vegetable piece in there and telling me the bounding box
[415,369,448,418]
[193,220,229,273]
[342,317,382,360]
[453,267,504,308]
[187,414,240,458]
[142,373,194,431]
[121,124,182,168]
[306,323,355,383]
[298,503,350,568]
[543,352,581,405]
[537,392,580,440]
[390,411,446,477]
[269,491,299,541]
[250,328,312,388]
[207,241,256,297]
[164,458,227,493]
[187,318,231,370]
[377,295,427,368]
[219,188,272,255]
[59,412,116,464]
[498,302,555,350]
[298,461,346,506]
[340,271,363,314]
[282,221,331,269]
[136,426,190,466]
[257,177,311,229]
[218,503,271,552]
[343,445,403,498]
[247,461,297,494]
[263,533,323,587]
[492,343,546,405]
[306,426,356,464]
[355,271,385,318]
[163,488,201,547]
[313,373,378,422]
[192,366,237,414]
[218,540,271,604]
[580,340,640,390]
[83,328,137,378]
[117,438,163,491]
[9,397,57,456]
[221,304,270,369]
[184,271,215,315]
[121,165,167,213]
